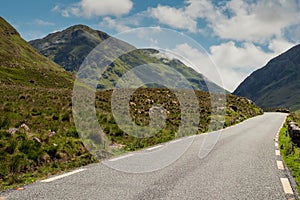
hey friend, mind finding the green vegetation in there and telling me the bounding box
[30,24,226,93]
[0,16,263,190]
[0,86,96,190]
[0,16,95,190]
[0,17,73,88]
[279,113,300,194]
[234,44,300,111]
[0,85,263,190]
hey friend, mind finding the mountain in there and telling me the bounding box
[0,17,95,189]
[0,17,73,88]
[0,17,263,190]
[234,44,300,111]
[29,25,111,72]
[30,25,226,93]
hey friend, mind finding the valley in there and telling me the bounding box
[0,16,263,190]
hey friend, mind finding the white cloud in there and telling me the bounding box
[99,12,146,33]
[61,0,133,18]
[185,0,219,20]
[268,37,297,53]
[22,31,48,41]
[149,0,300,44]
[61,10,70,17]
[169,39,295,92]
[149,5,197,32]
[211,0,300,42]
[285,25,300,43]
[100,17,131,32]
[52,5,60,12]
[34,19,55,26]
[145,0,299,91]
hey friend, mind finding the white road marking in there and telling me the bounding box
[188,135,196,138]
[277,161,284,170]
[109,154,134,161]
[280,178,294,194]
[146,145,163,151]
[41,169,86,183]
[275,142,278,148]
[275,150,280,156]
[170,138,183,144]
[275,138,278,142]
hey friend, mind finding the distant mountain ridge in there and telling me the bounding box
[29,25,111,72]
[234,44,300,111]
[30,25,226,93]
[0,16,263,190]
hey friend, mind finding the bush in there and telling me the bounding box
[61,113,70,122]
[0,116,10,129]
[66,127,79,138]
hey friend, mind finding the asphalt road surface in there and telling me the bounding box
[1,113,295,200]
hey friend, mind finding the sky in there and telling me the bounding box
[1,0,300,92]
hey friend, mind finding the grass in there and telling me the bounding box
[0,16,263,190]
[279,113,300,194]
[0,84,263,190]
[0,85,96,190]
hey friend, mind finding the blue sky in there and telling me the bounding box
[1,0,300,91]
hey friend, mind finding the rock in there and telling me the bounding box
[42,154,51,163]
[172,100,178,105]
[33,137,41,143]
[48,130,56,137]
[20,123,30,132]
[8,128,18,135]
[229,105,238,112]
[109,142,125,149]
[129,102,136,106]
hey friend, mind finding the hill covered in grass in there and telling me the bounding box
[0,17,95,189]
[30,25,226,93]
[0,17,73,88]
[234,44,300,111]
[0,17,263,190]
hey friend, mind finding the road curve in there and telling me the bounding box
[1,113,293,200]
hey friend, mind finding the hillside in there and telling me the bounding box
[234,44,300,111]
[30,25,225,93]
[0,17,73,88]
[0,17,95,189]
[0,17,263,190]
[29,25,111,72]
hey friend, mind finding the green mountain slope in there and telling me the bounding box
[0,17,262,190]
[29,25,225,93]
[234,44,300,111]
[0,17,73,88]
[29,25,111,72]
[0,17,95,189]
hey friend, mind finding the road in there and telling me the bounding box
[1,113,295,200]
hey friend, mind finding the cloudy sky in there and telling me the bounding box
[1,0,300,91]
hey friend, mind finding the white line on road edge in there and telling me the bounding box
[275,142,279,148]
[170,138,183,144]
[280,178,294,194]
[41,168,86,183]
[275,150,280,156]
[146,145,164,151]
[277,161,284,170]
[109,154,134,161]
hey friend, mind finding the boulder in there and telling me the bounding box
[7,128,18,135]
